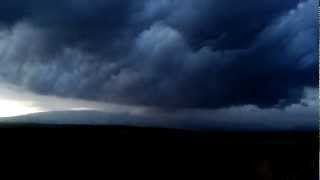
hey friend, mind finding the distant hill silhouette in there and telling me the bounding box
[0,110,316,132]
[0,111,317,179]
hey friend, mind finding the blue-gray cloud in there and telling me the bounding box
[0,0,317,109]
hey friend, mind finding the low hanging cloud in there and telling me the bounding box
[0,0,317,110]
[0,82,317,131]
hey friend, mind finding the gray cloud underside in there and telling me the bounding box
[0,83,317,131]
[0,0,317,109]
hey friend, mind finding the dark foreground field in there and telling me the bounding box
[0,124,318,179]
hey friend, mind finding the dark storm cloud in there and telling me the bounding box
[0,0,145,55]
[158,0,302,50]
[0,0,317,109]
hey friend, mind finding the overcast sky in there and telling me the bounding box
[0,0,317,130]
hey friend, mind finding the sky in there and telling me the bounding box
[0,0,318,130]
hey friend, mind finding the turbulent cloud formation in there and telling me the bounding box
[0,0,317,110]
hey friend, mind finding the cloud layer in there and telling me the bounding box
[0,83,317,131]
[0,0,317,109]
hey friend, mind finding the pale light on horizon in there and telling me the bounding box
[0,99,44,117]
